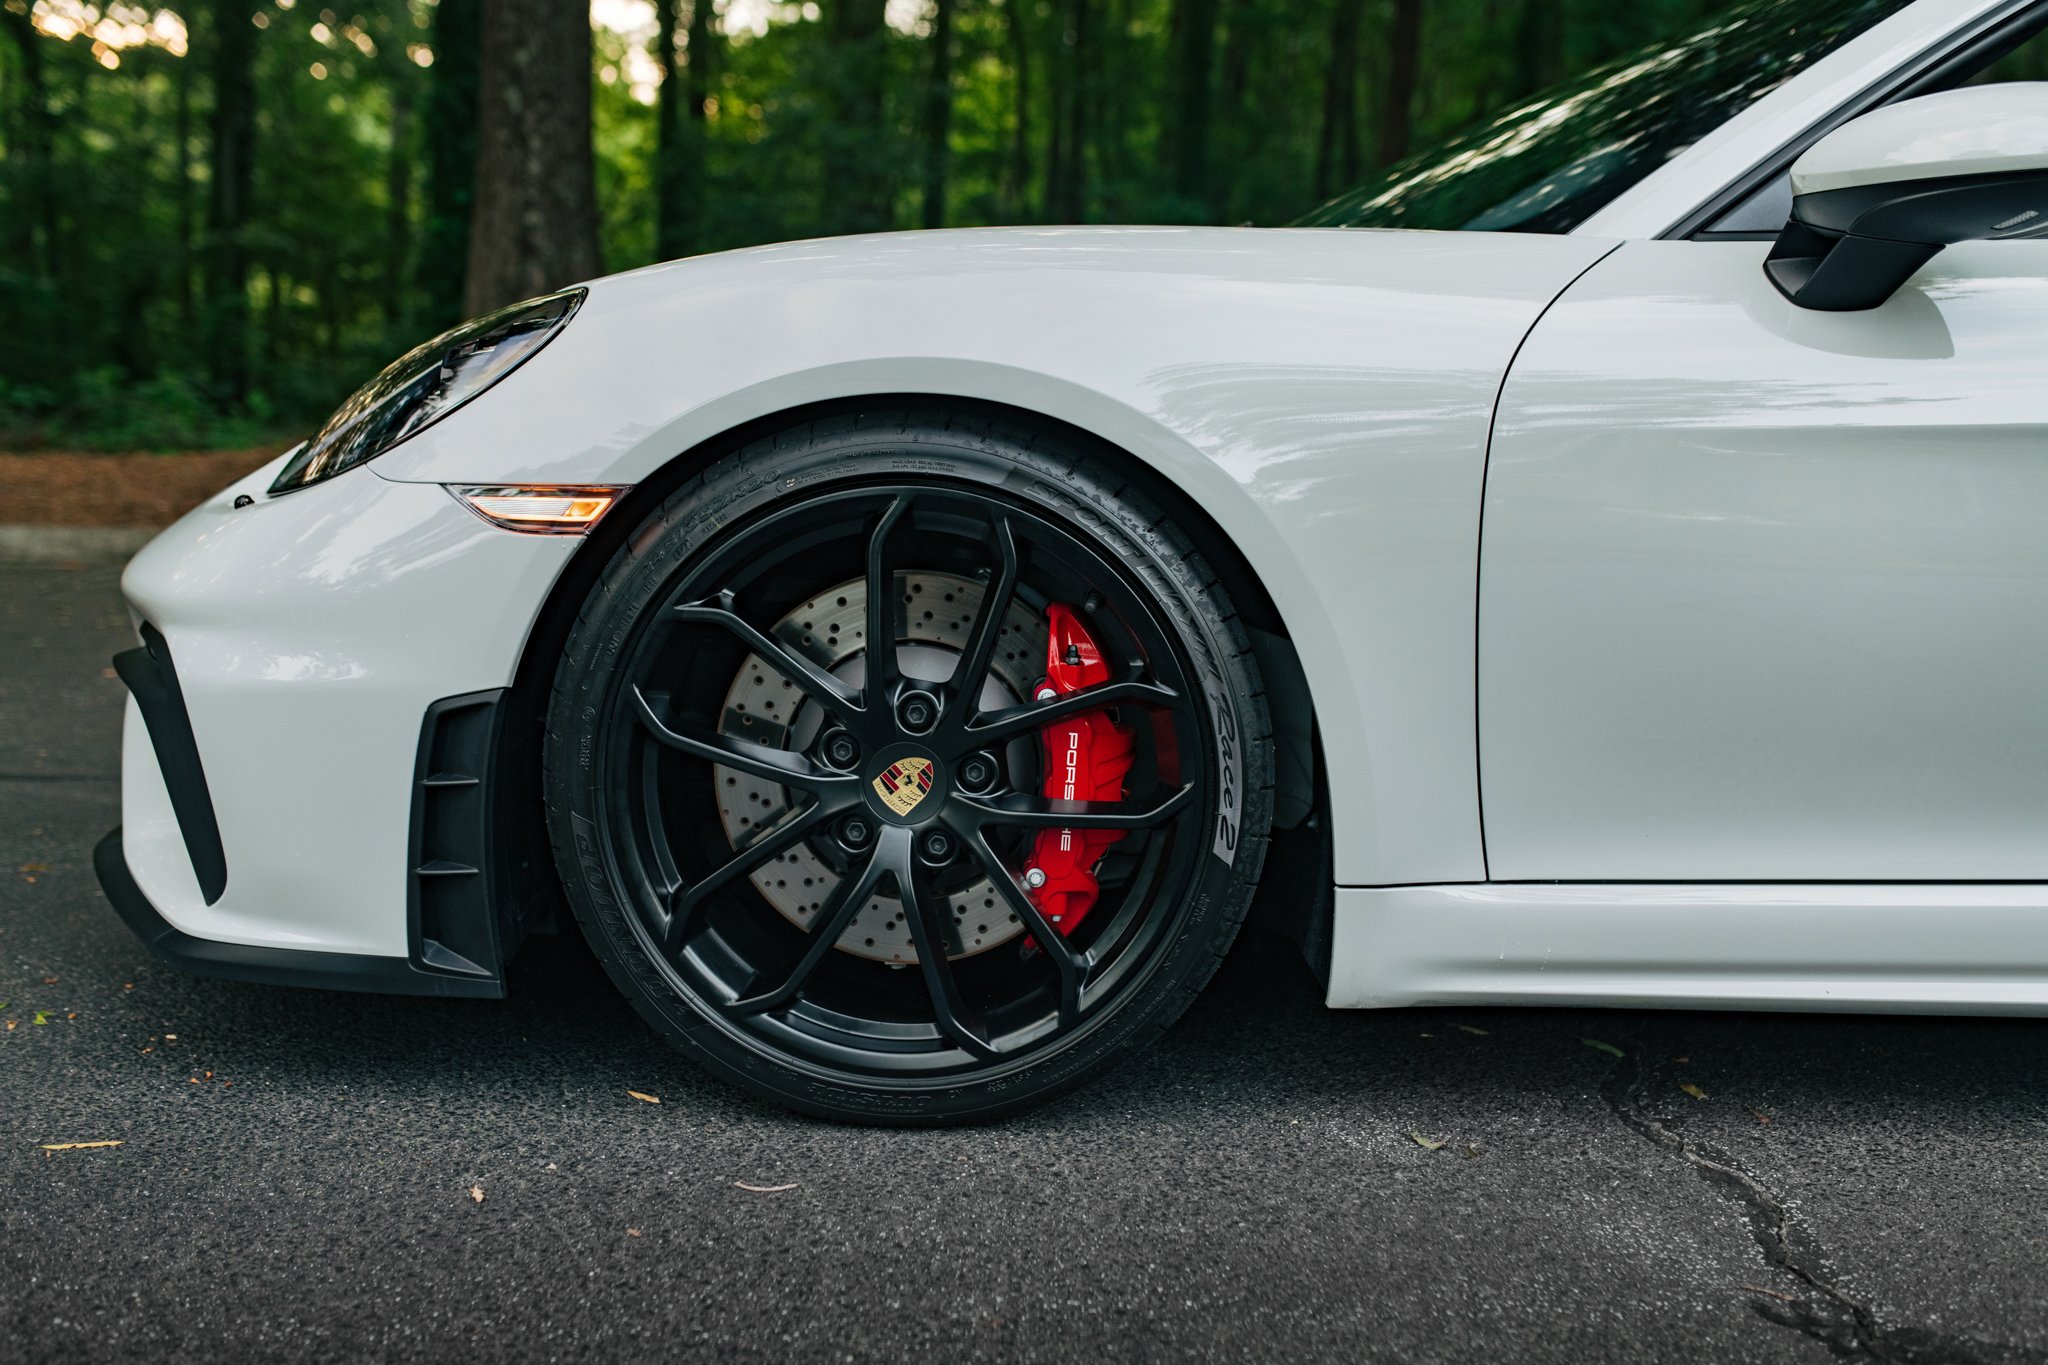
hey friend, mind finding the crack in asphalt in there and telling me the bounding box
[1597,1029,2047,1365]
[0,772,118,783]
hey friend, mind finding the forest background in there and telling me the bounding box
[0,0,1734,450]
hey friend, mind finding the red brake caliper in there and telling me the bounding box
[1022,603,1135,938]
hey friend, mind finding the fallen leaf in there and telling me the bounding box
[0,1001,8,1011]
[1742,1284,1796,1303]
[41,1140,122,1151]
[1752,1109,1772,1125]
[734,1181,799,1193]
[470,1185,485,1204]
[33,1012,48,1025]
[164,1034,177,1041]
[627,1090,661,1105]
[1680,1083,1710,1101]
[18,863,47,874]
[1453,1023,1490,1036]
[1408,1132,1446,1152]
[1460,1143,1484,1159]
[626,1228,642,1237]
[4,1021,14,1031]
[188,1077,201,1084]
[41,977,56,985]
[1582,1038,1624,1059]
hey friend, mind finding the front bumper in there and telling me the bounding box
[102,457,578,977]
[94,827,497,996]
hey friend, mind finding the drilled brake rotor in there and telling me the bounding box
[713,573,1049,963]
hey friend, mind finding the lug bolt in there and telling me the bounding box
[896,690,940,734]
[820,728,860,770]
[920,829,956,864]
[958,751,1000,795]
[1023,867,1048,889]
[839,815,874,850]
[1035,685,1057,701]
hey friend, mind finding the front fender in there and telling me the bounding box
[373,226,1616,885]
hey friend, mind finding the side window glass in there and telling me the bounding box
[1968,25,2048,83]
[1699,14,2048,236]
[1705,173,1794,236]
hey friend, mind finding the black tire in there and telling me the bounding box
[543,409,1274,1123]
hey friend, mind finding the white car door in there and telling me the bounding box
[1478,236,2048,881]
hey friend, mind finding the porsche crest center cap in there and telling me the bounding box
[872,755,937,817]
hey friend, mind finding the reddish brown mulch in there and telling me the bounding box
[0,447,289,528]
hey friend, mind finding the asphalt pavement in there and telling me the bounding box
[4,562,2047,1364]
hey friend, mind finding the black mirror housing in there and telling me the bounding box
[1767,168,2048,311]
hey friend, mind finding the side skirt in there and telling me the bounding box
[1329,883,2048,1014]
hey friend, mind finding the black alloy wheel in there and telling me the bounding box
[545,411,1274,1123]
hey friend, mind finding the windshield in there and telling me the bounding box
[1296,0,1914,233]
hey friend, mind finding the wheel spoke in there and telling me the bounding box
[611,479,1218,1077]
[897,835,999,1059]
[939,515,1019,734]
[631,685,853,794]
[953,782,1195,831]
[672,592,861,720]
[963,673,1181,743]
[966,827,1084,1027]
[729,827,896,1015]
[863,496,910,706]
[664,801,831,950]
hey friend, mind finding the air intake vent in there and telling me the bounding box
[408,693,507,985]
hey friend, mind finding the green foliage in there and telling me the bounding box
[0,366,281,449]
[0,0,1738,450]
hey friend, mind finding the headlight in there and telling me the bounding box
[268,288,585,496]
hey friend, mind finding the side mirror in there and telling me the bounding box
[1766,83,2048,311]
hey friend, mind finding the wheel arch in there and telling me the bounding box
[491,394,1325,959]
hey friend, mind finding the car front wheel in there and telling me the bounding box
[544,410,1273,1123]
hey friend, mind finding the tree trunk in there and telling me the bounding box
[0,5,56,269]
[466,0,601,315]
[1376,0,1421,167]
[383,87,415,324]
[654,0,686,256]
[205,0,259,405]
[266,269,287,365]
[1313,0,1364,200]
[824,0,892,235]
[1044,0,1087,220]
[419,0,481,327]
[686,0,715,116]
[685,0,715,229]
[1006,0,1032,219]
[1042,0,1066,219]
[1507,0,1562,101]
[655,0,716,258]
[175,39,195,330]
[920,0,955,229]
[1094,0,1127,207]
[1214,0,1253,155]
[1165,0,1217,214]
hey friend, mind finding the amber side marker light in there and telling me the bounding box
[451,485,625,534]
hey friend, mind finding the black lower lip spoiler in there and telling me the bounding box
[93,827,503,999]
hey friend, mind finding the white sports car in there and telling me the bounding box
[97,0,2048,1121]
